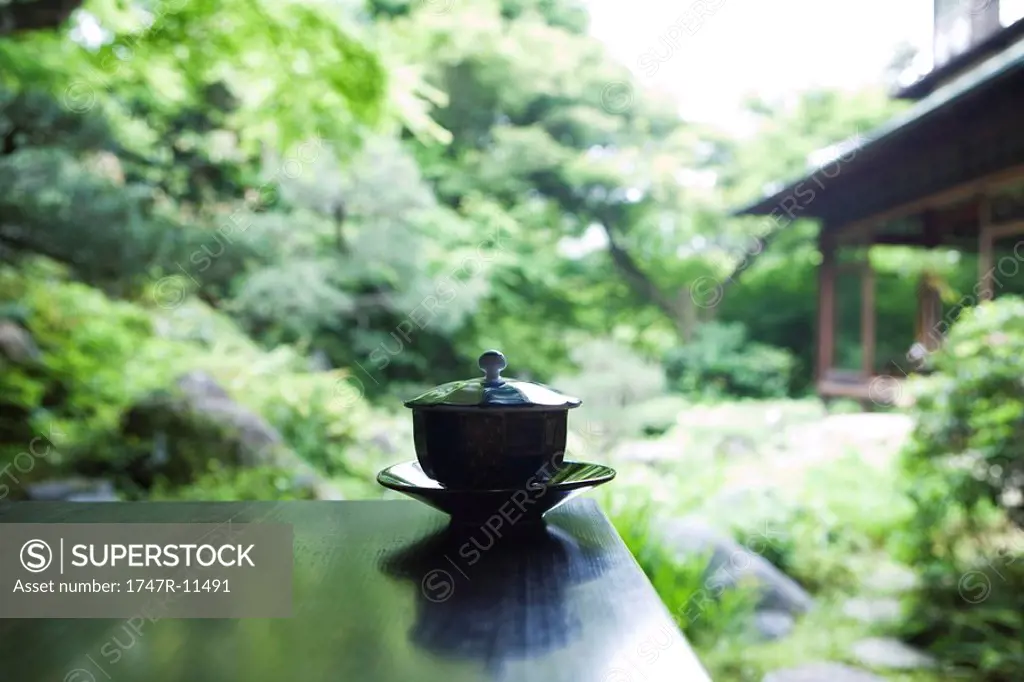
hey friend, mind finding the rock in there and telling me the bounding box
[658,518,813,615]
[307,348,331,368]
[0,320,40,364]
[750,609,795,641]
[611,439,680,463]
[859,563,918,594]
[312,481,345,500]
[26,478,117,502]
[369,431,399,455]
[763,662,886,682]
[850,637,936,670]
[308,350,332,372]
[704,484,778,517]
[115,371,329,493]
[176,370,232,402]
[290,471,344,500]
[173,371,284,464]
[65,490,119,502]
[717,434,757,458]
[841,597,902,625]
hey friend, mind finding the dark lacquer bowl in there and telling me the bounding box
[403,350,581,489]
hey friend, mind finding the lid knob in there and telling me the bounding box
[478,349,507,385]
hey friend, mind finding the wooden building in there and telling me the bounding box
[734,0,1024,405]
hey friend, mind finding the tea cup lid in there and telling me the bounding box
[403,350,581,410]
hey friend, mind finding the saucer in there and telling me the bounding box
[376,461,616,526]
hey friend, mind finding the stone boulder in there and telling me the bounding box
[841,597,902,625]
[26,478,118,502]
[112,371,342,499]
[859,562,918,594]
[172,371,287,468]
[122,371,290,473]
[850,637,936,670]
[749,610,795,641]
[763,662,886,682]
[0,320,40,364]
[658,518,813,615]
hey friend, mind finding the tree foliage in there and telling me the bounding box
[898,297,1024,679]
[3,2,1021,677]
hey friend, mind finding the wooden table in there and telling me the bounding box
[0,498,710,682]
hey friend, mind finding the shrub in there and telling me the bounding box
[0,260,169,475]
[139,298,378,480]
[663,322,796,400]
[897,296,1024,679]
[0,261,376,499]
[624,395,689,437]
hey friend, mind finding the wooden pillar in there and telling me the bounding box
[861,257,875,377]
[927,279,942,349]
[921,278,929,346]
[817,232,836,383]
[979,194,995,301]
[915,275,942,351]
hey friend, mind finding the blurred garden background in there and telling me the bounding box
[2,0,1023,680]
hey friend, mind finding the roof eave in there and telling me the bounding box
[731,37,1024,218]
[895,18,1024,100]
